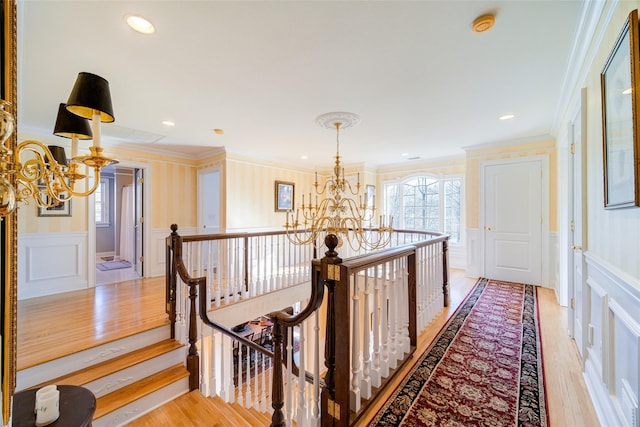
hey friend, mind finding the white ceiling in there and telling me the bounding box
[17,0,584,169]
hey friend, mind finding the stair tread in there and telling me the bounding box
[36,339,183,388]
[94,364,189,419]
[229,401,272,426]
[209,396,270,427]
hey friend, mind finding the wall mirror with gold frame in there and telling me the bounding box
[1,0,17,424]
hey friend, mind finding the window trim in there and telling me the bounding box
[383,173,464,245]
[95,177,111,227]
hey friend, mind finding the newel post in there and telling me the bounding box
[187,279,200,391]
[320,234,346,427]
[270,320,286,427]
[167,224,179,339]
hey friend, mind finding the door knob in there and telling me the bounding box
[485,226,493,231]
[572,245,582,250]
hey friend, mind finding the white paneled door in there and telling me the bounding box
[198,168,221,234]
[483,159,543,285]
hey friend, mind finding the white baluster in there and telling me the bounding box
[223,335,235,402]
[253,344,259,411]
[350,273,362,412]
[380,262,390,377]
[244,342,252,407]
[313,311,320,423]
[361,271,372,399]
[387,259,398,369]
[264,236,270,293]
[248,238,255,298]
[371,266,382,387]
[277,235,283,289]
[214,240,222,306]
[296,324,306,426]
[237,239,243,301]
[393,257,402,360]
[260,348,267,413]
[236,340,243,407]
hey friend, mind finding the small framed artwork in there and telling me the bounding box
[366,184,375,208]
[37,194,71,217]
[601,9,640,208]
[275,181,294,212]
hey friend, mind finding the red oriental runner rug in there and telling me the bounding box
[371,278,548,426]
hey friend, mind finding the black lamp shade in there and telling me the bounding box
[47,145,68,166]
[53,103,92,140]
[66,72,115,123]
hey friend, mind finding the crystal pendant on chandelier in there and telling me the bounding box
[284,112,393,251]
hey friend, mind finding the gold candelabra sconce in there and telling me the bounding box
[0,72,118,217]
[284,112,393,251]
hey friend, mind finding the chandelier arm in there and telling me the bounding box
[13,139,102,204]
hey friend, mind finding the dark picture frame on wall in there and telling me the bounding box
[275,180,294,212]
[37,193,72,217]
[601,8,640,209]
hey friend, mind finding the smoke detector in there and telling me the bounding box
[472,14,495,33]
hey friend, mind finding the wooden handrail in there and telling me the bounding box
[167,224,450,426]
[168,224,327,426]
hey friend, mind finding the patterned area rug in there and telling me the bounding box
[371,278,548,426]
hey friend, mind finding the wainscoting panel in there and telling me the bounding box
[583,252,640,427]
[465,228,481,278]
[18,232,88,300]
[447,244,465,270]
[549,232,559,293]
[609,298,640,427]
[586,277,607,382]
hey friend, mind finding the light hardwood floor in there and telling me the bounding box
[17,276,167,371]
[17,271,600,425]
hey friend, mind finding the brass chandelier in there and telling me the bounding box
[0,72,118,217]
[284,112,393,251]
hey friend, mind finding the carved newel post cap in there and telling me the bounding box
[324,234,339,258]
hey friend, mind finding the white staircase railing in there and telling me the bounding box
[167,225,449,426]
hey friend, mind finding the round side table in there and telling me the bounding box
[12,385,96,427]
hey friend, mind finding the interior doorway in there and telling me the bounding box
[95,165,144,286]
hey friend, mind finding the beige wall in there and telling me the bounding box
[225,154,316,229]
[16,133,200,233]
[573,2,640,279]
[464,139,557,231]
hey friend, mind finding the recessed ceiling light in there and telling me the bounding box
[401,153,409,157]
[300,155,308,160]
[125,14,155,34]
[499,114,515,120]
[161,120,175,127]
[213,129,224,135]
